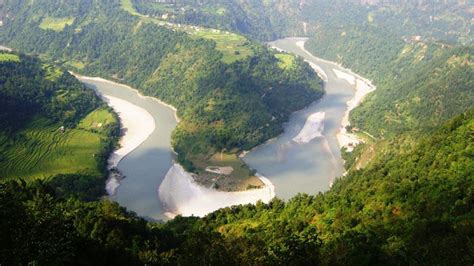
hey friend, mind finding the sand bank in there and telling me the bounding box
[307,61,328,82]
[292,112,325,144]
[73,74,180,123]
[158,164,275,218]
[336,77,376,151]
[293,39,376,151]
[100,95,155,195]
[333,69,356,85]
[0,45,12,52]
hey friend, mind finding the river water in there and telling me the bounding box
[78,78,177,221]
[242,37,355,200]
[78,37,357,218]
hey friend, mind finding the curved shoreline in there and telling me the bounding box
[158,164,275,218]
[75,74,276,217]
[73,74,181,123]
[294,39,376,151]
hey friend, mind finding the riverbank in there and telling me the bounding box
[0,45,12,52]
[336,75,376,152]
[294,39,376,152]
[73,74,180,123]
[100,95,155,195]
[76,74,276,217]
[74,75,157,195]
[158,163,275,218]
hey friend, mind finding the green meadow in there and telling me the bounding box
[191,30,253,63]
[39,17,75,32]
[0,53,20,62]
[275,53,295,70]
[0,108,117,181]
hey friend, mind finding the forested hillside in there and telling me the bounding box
[2,110,472,264]
[132,0,472,44]
[0,51,119,182]
[305,21,473,138]
[128,0,473,139]
[0,1,472,264]
[0,0,323,184]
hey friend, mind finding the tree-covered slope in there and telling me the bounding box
[132,0,472,44]
[0,51,119,181]
[0,0,323,184]
[2,110,472,264]
[306,25,474,138]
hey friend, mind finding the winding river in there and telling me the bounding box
[243,37,355,199]
[77,78,178,221]
[77,37,362,219]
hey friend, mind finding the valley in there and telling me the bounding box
[0,0,472,264]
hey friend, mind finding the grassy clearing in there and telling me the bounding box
[120,0,141,16]
[0,53,20,62]
[275,53,295,70]
[78,108,117,134]
[42,64,63,81]
[191,30,253,64]
[65,60,86,70]
[0,109,116,181]
[39,17,75,32]
[120,0,253,63]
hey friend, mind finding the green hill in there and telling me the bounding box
[0,0,323,187]
[2,110,472,264]
[0,52,119,182]
[0,1,472,264]
[131,0,472,44]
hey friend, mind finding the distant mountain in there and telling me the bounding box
[0,1,472,264]
[133,0,473,44]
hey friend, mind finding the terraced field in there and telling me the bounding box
[0,108,117,181]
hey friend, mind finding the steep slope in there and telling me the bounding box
[0,0,323,188]
[0,51,119,182]
[306,27,474,138]
[132,0,472,44]
[2,110,472,264]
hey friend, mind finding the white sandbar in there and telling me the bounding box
[100,95,155,195]
[158,164,275,218]
[292,112,326,144]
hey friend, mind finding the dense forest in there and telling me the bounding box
[0,0,323,174]
[2,110,472,264]
[0,0,473,264]
[132,0,472,44]
[0,52,99,132]
[307,31,474,137]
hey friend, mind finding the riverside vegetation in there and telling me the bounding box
[0,0,323,189]
[0,51,120,193]
[2,110,472,264]
[0,0,472,264]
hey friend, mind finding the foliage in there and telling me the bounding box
[1,111,472,264]
[133,0,472,44]
[0,0,323,172]
[306,25,474,138]
[39,17,75,32]
[0,52,120,181]
[0,53,19,62]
